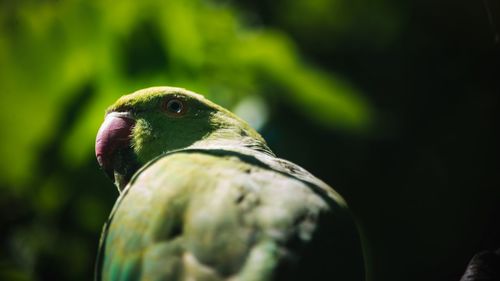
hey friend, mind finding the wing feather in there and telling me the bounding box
[96,149,364,281]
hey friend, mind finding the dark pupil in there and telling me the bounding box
[168,100,182,113]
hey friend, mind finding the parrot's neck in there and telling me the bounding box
[190,132,274,157]
[190,111,275,156]
[117,111,275,191]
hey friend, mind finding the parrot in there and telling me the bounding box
[460,249,500,281]
[94,86,365,281]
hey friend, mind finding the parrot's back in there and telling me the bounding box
[97,148,365,281]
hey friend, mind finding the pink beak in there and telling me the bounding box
[95,112,135,178]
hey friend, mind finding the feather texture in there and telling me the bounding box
[96,147,364,281]
[95,87,365,281]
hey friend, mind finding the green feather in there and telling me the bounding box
[95,87,365,281]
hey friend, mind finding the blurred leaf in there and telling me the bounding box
[1,0,373,186]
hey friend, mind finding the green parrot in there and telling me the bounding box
[94,87,365,281]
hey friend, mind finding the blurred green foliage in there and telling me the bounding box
[0,0,371,188]
[0,0,372,280]
[1,0,499,281]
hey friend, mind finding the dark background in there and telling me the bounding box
[0,0,498,280]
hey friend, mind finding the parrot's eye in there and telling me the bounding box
[163,98,187,116]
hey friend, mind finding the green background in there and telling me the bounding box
[0,0,498,280]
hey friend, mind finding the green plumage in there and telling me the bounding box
[95,87,365,281]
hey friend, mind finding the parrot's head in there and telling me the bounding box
[95,86,271,190]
